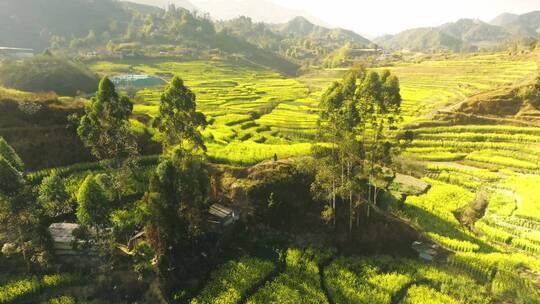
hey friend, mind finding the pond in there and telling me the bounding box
[110,74,166,89]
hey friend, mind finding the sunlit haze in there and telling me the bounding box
[192,0,540,37]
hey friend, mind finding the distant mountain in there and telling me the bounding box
[490,13,520,27]
[277,17,370,45]
[492,11,540,37]
[194,0,327,25]
[375,28,462,52]
[123,0,197,11]
[275,17,370,45]
[376,18,512,52]
[439,19,509,44]
[219,16,372,64]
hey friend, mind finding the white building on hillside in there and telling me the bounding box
[0,47,34,59]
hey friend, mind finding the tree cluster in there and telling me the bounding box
[312,67,403,233]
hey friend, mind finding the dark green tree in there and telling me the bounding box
[38,172,71,218]
[154,76,207,152]
[76,174,112,229]
[139,149,210,280]
[314,67,402,233]
[315,68,365,231]
[0,137,24,172]
[358,70,402,214]
[77,76,138,166]
[0,139,37,271]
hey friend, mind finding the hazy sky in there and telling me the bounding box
[251,0,540,37]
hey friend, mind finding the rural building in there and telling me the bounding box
[49,223,80,257]
[0,47,34,59]
[412,241,439,262]
[208,203,240,227]
[48,223,98,261]
[349,48,382,56]
[110,74,166,88]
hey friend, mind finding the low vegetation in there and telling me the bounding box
[0,55,99,96]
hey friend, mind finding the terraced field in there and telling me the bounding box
[86,53,540,303]
[190,249,540,304]
[88,53,537,165]
[90,59,323,165]
[88,54,540,263]
[375,53,538,122]
[389,52,540,303]
[399,122,540,259]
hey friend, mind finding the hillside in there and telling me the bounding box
[0,89,91,169]
[0,0,299,73]
[375,27,462,52]
[377,12,540,52]
[490,13,520,26]
[376,19,511,52]
[0,0,130,49]
[0,55,100,96]
[446,77,540,121]
[491,11,540,37]
[219,16,373,64]
[277,17,370,45]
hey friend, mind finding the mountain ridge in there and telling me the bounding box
[375,13,540,52]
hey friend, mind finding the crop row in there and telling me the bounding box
[190,257,276,304]
[0,273,83,303]
[245,248,334,304]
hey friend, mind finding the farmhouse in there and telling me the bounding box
[110,74,166,88]
[0,47,34,59]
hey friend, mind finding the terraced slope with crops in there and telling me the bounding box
[88,53,537,165]
[387,51,540,304]
[189,249,540,304]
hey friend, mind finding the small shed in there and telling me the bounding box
[412,241,439,262]
[208,204,239,227]
[48,223,97,258]
[49,223,80,257]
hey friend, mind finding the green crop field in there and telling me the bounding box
[8,51,539,303]
[87,52,537,166]
[192,250,540,304]
[7,2,540,303]
[374,53,537,122]
[387,52,540,303]
[87,54,540,262]
[89,59,327,165]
